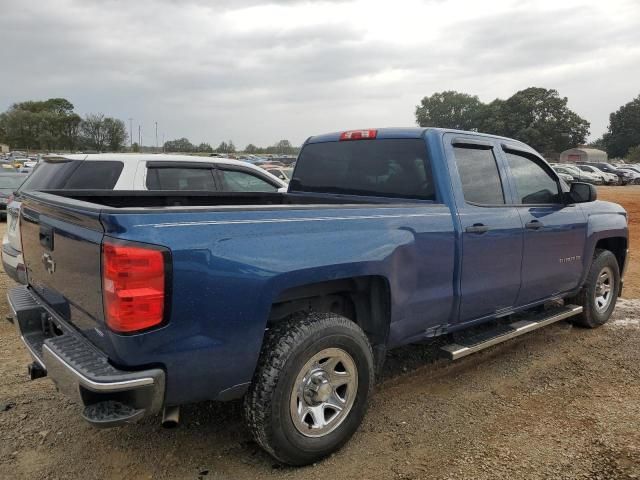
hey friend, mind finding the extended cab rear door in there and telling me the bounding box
[444,134,523,323]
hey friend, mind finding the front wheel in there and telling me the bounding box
[244,313,374,466]
[568,249,620,328]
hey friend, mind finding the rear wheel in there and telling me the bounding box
[244,313,374,466]
[568,249,620,328]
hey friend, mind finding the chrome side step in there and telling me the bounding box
[441,305,583,360]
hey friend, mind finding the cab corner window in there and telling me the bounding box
[453,145,505,205]
[505,152,560,204]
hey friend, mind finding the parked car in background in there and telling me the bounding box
[0,172,28,219]
[1,154,286,284]
[260,164,294,183]
[579,162,632,185]
[616,168,640,184]
[576,164,618,185]
[551,166,575,183]
[552,165,601,184]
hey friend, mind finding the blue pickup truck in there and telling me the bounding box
[9,128,629,465]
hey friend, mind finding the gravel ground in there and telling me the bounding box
[1,191,639,479]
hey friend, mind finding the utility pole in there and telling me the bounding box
[162,133,165,153]
[128,118,133,148]
[138,125,141,147]
[155,121,158,152]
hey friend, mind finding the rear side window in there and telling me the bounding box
[20,160,123,191]
[63,161,124,189]
[453,146,505,205]
[218,170,278,192]
[292,139,434,200]
[147,167,217,190]
[505,152,560,204]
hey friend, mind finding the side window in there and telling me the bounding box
[453,146,505,205]
[505,152,560,204]
[219,170,278,192]
[64,161,124,189]
[146,167,217,190]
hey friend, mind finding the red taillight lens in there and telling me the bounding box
[339,129,377,141]
[102,241,166,333]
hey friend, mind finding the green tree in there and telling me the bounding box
[415,91,485,130]
[164,137,194,152]
[602,94,640,158]
[0,98,82,150]
[80,113,107,151]
[274,139,295,154]
[197,142,213,153]
[103,117,128,151]
[625,145,640,163]
[216,140,236,154]
[244,143,258,153]
[478,87,590,155]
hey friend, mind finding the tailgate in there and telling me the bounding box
[20,192,106,346]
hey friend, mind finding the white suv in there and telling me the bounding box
[2,154,286,283]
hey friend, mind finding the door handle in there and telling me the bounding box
[465,223,489,234]
[525,220,544,230]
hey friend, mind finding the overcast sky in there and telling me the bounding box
[1,0,639,147]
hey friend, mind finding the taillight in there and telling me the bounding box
[102,241,167,333]
[339,129,377,141]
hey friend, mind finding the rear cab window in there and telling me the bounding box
[291,139,435,200]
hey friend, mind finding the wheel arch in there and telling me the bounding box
[594,236,627,276]
[267,275,392,369]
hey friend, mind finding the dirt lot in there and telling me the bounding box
[1,188,639,480]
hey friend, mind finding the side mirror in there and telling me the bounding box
[567,182,597,203]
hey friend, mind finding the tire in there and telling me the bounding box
[244,312,374,466]
[568,249,620,328]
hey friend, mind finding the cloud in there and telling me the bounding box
[1,0,639,146]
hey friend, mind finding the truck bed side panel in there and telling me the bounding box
[100,204,455,405]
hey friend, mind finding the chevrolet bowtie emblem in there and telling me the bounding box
[42,252,56,275]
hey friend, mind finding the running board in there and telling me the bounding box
[441,305,583,360]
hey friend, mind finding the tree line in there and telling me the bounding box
[163,137,298,155]
[415,87,640,162]
[0,98,127,152]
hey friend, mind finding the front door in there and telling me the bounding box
[446,135,523,323]
[501,148,588,305]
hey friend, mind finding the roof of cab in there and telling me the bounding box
[304,127,536,153]
[306,127,526,144]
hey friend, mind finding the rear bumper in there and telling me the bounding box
[8,286,165,426]
[2,242,27,284]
